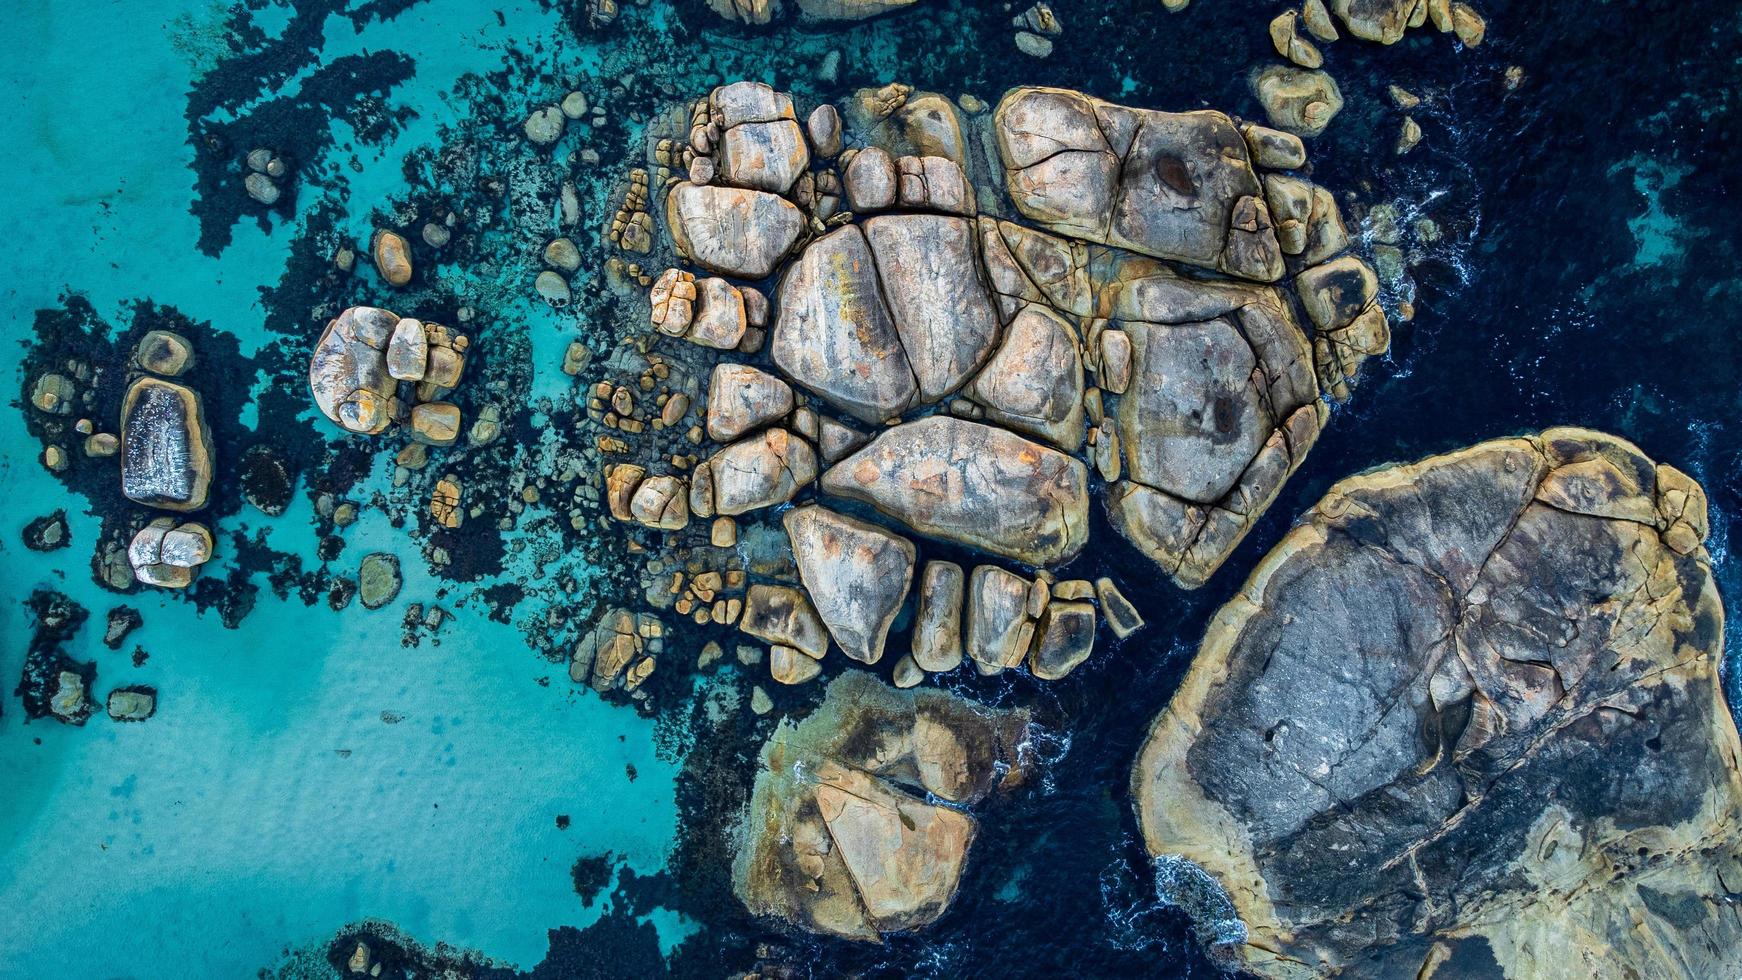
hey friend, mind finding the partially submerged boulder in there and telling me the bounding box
[1132,429,1742,979]
[120,377,214,512]
[733,672,1031,941]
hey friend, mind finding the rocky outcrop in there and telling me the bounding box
[310,306,470,437]
[1251,66,1343,138]
[784,505,916,665]
[127,517,213,588]
[1098,258,1324,587]
[700,428,816,516]
[1132,429,1742,979]
[708,81,810,195]
[995,87,1283,280]
[733,672,1031,941]
[821,415,1090,566]
[120,377,214,512]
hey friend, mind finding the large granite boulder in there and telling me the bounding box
[771,218,1000,423]
[1132,429,1742,979]
[994,87,1283,281]
[667,181,805,279]
[309,305,399,435]
[821,415,1090,566]
[733,672,1031,942]
[784,505,916,665]
[709,81,810,195]
[120,377,214,512]
[772,225,918,423]
[1098,256,1324,587]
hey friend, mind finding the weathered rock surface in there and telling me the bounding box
[120,377,214,512]
[706,363,794,442]
[704,428,817,515]
[772,226,918,423]
[711,81,810,195]
[967,303,1084,449]
[1252,66,1344,138]
[667,182,804,279]
[794,0,920,20]
[1098,259,1324,587]
[740,583,830,659]
[784,505,916,665]
[995,87,1283,280]
[1133,429,1742,980]
[309,306,399,435]
[734,672,1031,942]
[821,415,1090,566]
[911,560,965,672]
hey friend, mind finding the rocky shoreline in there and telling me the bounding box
[10,0,1742,977]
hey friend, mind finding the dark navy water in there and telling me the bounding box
[3,1,1739,977]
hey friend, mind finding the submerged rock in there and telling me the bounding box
[120,377,214,512]
[733,672,1031,942]
[1132,429,1742,979]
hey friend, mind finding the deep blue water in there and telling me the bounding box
[3,1,1740,977]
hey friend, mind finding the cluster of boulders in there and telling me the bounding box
[733,672,1031,941]
[309,305,471,445]
[126,518,214,589]
[580,76,1394,939]
[119,330,217,588]
[242,147,292,206]
[628,79,1386,612]
[1011,3,1062,58]
[1252,0,1486,141]
[1132,428,1742,978]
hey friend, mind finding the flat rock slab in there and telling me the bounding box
[821,415,1090,567]
[1132,428,1742,979]
[733,672,1030,942]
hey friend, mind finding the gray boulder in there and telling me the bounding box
[1132,429,1742,980]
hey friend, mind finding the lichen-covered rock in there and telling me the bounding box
[667,182,804,279]
[704,428,817,515]
[772,225,919,423]
[309,306,399,435]
[1132,429,1742,980]
[733,672,1031,942]
[994,86,1283,281]
[706,363,794,442]
[784,505,916,665]
[821,415,1090,566]
[120,377,214,512]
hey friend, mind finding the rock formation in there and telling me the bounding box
[585,77,1389,699]
[309,306,470,438]
[733,672,1031,941]
[120,376,214,512]
[1132,429,1742,979]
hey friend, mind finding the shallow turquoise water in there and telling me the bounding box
[0,2,686,974]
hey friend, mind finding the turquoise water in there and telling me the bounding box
[0,3,683,975]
